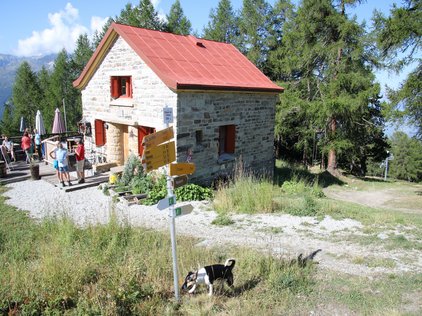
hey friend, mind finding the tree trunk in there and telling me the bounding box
[327,117,340,176]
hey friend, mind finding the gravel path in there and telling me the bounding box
[4,180,422,277]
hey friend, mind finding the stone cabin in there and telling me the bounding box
[73,23,283,185]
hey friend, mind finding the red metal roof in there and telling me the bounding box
[73,23,283,93]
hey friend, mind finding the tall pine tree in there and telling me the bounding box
[203,0,239,44]
[238,0,272,70]
[12,61,41,130]
[116,0,166,31]
[167,0,192,35]
[274,0,387,175]
[373,0,421,138]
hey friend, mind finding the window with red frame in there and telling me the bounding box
[111,76,132,99]
[218,125,236,155]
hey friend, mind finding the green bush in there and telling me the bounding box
[141,176,167,205]
[175,184,213,201]
[120,154,144,186]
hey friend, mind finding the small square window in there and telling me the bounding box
[111,76,132,99]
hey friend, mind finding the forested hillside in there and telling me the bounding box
[0,54,56,116]
[1,0,420,181]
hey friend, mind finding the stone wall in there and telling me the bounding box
[106,123,123,164]
[80,36,177,163]
[176,92,278,185]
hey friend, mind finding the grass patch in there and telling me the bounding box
[211,214,235,226]
[351,256,397,269]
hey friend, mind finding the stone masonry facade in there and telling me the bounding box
[80,35,279,184]
[176,92,278,185]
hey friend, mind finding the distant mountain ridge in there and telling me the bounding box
[0,53,56,117]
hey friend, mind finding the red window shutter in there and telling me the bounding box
[95,119,106,146]
[138,127,155,156]
[111,77,119,98]
[126,77,132,98]
[138,126,148,157]
[225,125,236,153]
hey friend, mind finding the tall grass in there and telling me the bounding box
[0,191,318,315]
[213,162,325,217]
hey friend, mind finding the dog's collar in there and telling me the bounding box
[196,268,207,284]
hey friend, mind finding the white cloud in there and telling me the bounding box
[151,0,161,7]
[14,3,99,57]
[90,16,109,34]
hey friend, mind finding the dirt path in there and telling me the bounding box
[4,180,422,279]
[323,186,422,214]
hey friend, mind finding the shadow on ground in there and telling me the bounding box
[274,165,345,188]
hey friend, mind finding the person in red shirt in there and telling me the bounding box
[21,132,32,164]
[74,138,85,184]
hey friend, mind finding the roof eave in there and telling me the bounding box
[176,83,284,94]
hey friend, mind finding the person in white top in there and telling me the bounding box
[1,136,15,162]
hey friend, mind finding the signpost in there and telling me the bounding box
[144,141,176,172]
[142,126,174,148]
[163,106,174,124]
[172,175,188,189]
[144,106,197,301]
[157,196,176,211]
[169,162,196,176]
[175,204,194,217]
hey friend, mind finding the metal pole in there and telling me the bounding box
[384,156,389,181]
[62,98,68,132]
[165,119,179,301]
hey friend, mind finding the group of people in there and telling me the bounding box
[1,128,42,164]
[49,138,85,187]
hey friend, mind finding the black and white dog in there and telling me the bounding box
[181,258,236,296]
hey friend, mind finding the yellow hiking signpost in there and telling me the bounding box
[143,141,176,172]
[142,126,174,148]
[169,162,196,176]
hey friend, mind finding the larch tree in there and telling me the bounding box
[47,49,80,132]
[373,0,422,138]
[37,66,52,132]
[167,0,192,35]
[273,0,387,175]
[12,61,41,130]
[203,0,239,44]
[116,0,166,31]
[238,0,272,70]
[72,33,93,78]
